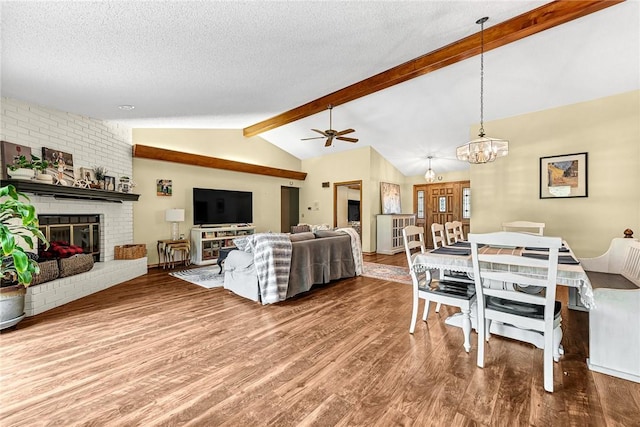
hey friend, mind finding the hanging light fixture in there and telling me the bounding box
[456,17,508,164]
[424,156,436,182]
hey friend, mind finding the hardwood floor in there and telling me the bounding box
[1,253,638,426]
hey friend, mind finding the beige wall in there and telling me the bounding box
[470,90,640,257]
[132,129,304,265]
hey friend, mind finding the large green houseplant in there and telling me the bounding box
[1,184,49,329]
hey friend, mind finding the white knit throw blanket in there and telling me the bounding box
[336,227,363,276]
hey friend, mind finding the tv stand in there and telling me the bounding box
[190,225,255,266]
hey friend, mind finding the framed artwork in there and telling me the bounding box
[80,167,96,183]
[157,179,172,196]
[1,141,32,179]
[42,147,75,185]
[380,182,401,214]
[104,175,116,191]
[540,152,588,199]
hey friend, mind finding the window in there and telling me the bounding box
[462,187,471,219]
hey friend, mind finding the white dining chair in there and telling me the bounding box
[468,231,563,392]
[403,226,476,352]
[501,221,545,236]
[445,221,465,245]
[431,223,446,248]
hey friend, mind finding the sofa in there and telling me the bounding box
[223,228,362,304]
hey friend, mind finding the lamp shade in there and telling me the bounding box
[165,208,185,222]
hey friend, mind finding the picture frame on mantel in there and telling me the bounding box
[539,152,588,199]
[1,141,32,179]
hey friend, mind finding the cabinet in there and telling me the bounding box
[376,214,416,255]
[190,225,255,265]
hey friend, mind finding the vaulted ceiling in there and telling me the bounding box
[2,1,638,176]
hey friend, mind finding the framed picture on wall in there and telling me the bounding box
[157,179,172,196]
[380,182,401,214]
[539,152,588,199]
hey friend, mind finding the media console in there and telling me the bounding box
[190,225,255,266]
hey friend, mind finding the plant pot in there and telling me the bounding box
[7,168,34,180]
[0,284,26,330]
[35,172,53,183]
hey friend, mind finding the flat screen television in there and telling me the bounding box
[193,188,253,225]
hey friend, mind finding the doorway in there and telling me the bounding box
[280,186,300,233]
[413,180,470,248]
[333,180,362,237]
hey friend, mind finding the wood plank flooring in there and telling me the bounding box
[1,253,639,426]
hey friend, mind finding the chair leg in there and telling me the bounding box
[485,319,492,342]
[476,313,485,368]
[544,330,554,392]
[435,302,442,313]
[461,307,471,353]
[553,323,563,362]
[409,293,420,334]
[422,299,430,321]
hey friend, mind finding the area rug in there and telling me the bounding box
[362,262,411,285]
[169,265,224,289]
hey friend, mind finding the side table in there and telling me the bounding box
[157,239,191,269]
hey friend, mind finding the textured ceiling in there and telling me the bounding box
[2,1,638,176]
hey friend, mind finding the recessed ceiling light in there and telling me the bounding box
[117,105,135,111]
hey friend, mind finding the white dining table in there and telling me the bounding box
[411,241,595,351]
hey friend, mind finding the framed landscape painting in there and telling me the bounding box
[539,152,588,199]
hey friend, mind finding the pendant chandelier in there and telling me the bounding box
[424,156,436,182]
[456,17,508,164]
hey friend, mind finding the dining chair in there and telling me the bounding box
[501,221,545,236]
[445,221,465,245]
[468,231,563,392]
[403,226,476,352]
[431,223,446,248]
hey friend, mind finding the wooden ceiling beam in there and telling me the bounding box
[243,0,624,137]
[132,144,307,181]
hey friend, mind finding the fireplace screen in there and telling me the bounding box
[38,215,100,261]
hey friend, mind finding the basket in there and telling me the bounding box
[114,244,147,260]
[58,254,94,278]
[31,260,60,286]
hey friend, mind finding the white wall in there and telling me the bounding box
[132,128,304,265]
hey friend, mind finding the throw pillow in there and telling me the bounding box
[289,232,316,242]
[314,230,343,238]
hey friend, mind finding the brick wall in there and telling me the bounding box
[1,97,146,315]
[1,97,134,260]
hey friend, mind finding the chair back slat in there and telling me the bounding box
[431,223,446,248]
[621,241,640,286]
[402,225,426,268]
[501,221,545,236]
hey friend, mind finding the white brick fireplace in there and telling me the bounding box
[1,97,147,316]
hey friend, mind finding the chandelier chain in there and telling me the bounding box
[479,18,485,137]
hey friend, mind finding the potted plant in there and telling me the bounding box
[30,154,55,183]
[1,184,49,330]
[6,155,35,180]
[93,166,107,189]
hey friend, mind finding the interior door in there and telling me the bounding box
[415,181,470,248]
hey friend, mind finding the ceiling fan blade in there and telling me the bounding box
[336,137,358,143]
[336,128,355,136]
[301,136,325,141]
[325,136,334,147]
[311,129,327,136]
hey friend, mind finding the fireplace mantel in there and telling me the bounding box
[1,179,140,203]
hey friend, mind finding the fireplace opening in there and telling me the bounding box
[38,215,100,262]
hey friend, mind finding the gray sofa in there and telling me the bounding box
[223,231,357,303]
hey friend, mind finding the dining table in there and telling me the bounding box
[412,240,595,352]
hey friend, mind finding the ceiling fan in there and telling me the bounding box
[301,105,358,147]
